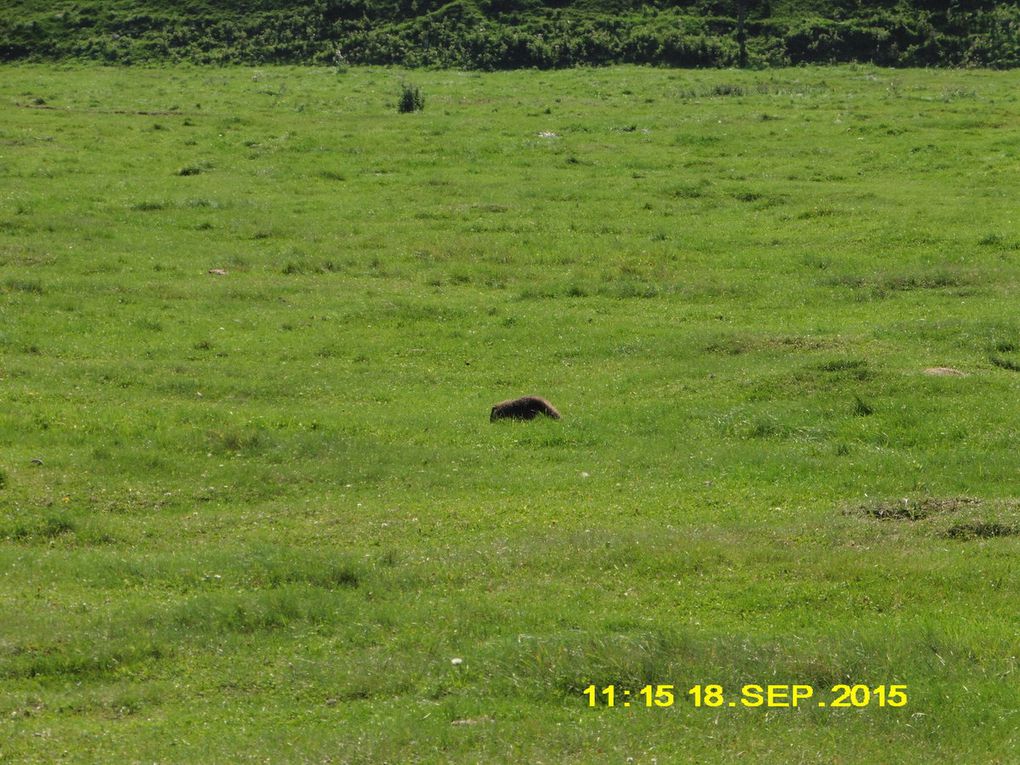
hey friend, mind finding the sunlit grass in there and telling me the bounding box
[0,64,1018,763]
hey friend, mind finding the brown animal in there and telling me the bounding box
[490,396,561,422]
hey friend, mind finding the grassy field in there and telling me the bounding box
[0,64,1018,763]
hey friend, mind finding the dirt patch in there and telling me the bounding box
[854,496,981,521]
[945,522,1019,540]
[923,367,966,377]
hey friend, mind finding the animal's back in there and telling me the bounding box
[490,396,561,421]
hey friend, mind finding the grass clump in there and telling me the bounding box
[397,83,424,113]
[5,279,43,294]
[855,497,981,521]
[852,395,874,417]
[945,522,1018,539]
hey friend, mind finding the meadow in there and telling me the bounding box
[0,64,1018,763]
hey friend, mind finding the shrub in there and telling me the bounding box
[397,83,424,113]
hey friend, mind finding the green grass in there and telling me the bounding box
[1,64,1018,763]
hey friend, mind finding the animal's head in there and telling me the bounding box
[490,406,498,421]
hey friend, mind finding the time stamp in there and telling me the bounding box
[584,684,908,709]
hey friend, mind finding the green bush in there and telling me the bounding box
[397,82,424,113]
[1,2,1019,67]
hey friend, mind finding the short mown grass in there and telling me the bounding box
[0,64,1018,763]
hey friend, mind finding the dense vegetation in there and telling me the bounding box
[2,1,1020,68]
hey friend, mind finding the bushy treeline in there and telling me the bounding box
[2,1,1019,67]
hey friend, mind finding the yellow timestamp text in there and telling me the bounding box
[583,684,908,709]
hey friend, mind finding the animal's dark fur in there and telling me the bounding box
[490,396,561,422]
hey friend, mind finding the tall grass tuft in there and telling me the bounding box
[398,83,424,113]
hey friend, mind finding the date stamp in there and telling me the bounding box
[583,684,908,709]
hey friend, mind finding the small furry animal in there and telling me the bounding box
[490,396,561,422]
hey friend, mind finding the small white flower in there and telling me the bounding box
[451,657,463,666]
